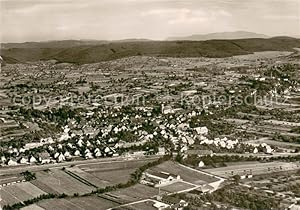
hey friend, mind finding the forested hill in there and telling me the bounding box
[1,37,300,64]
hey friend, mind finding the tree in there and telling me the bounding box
[233,175,241,184]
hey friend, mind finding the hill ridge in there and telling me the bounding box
[1,37,300,64]
[167,31,270,41]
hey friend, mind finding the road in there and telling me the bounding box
[204,161,300,177]
[245,138,300,148]
[213,152,300,158]
[0,155,161,176]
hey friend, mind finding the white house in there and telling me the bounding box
[57,144,63,149]
[95,150,102,157]
[64,151,72,158]
[74,150,81,156]
[86,140,91,147]
[1,156,7,163]
[19,157,29,164]
[85,152,93,159]
[19,148,26,153]
[198,161,205,168]
[152,201,170,210]
[67,143,74,148]
[54,152,60,159]
[48,145,54,151]
[7,159,18,166]
[84,149,91,154]
[29,156,37,163]
[104,147,110,153]
[195,127,208,135]
[57,153,65,162]
[77,139,84,147]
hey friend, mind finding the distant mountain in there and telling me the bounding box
[0,39,152,49]
[0,40,109,49]
[114,38,152,43]
[1,37,300,64]
[167,31,269,41]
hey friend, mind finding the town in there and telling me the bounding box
[0,45,300,210]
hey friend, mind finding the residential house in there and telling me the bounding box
[29,156,38,164]
[39,152,51,164]
[18,157,29,164]
[57,153,65,162]
[7,159,18,166]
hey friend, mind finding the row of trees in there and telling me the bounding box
[21,171,36,181]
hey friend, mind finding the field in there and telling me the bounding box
[21,204,45,210]
[160,181,196,193]
[148,161,220,185]
[66,167,109,188]
[102,184,159,203]
[114,200,158,210]
[204,161,300,178]
[0,182,46,206]
[34,196,117,210]
[31,169,95,195]
[72,159,156,187]
[0,174,24,185]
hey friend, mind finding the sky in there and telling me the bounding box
[1,0,300,42]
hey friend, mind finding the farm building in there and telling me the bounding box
[141,171,181,187]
